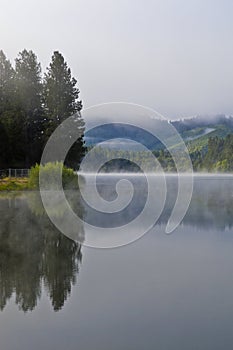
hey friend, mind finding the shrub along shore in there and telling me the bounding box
[0,162,79,191]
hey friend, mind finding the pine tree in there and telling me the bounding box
[0,50,15,113]
[15,49,44,166]
[43,51,85,168]
[0,50,15,167]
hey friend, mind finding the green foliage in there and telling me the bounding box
[201,134,233,172]
[43,51,82,127]
[43,51,85,169]
[15,50,42,112]
[0,50,15,167]
[86,133,233,173]
[0,49,85,169]
[84,147,177,173]
[14,49,44,167]
[28,162,79,190]
[0,178,28,191]
[186,125,232,154]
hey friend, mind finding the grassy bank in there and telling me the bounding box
[0,162,80,191]
[0,177,29,191]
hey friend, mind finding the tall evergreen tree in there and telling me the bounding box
[0,50,15,114]
[0,51,15,167]
[43,51,85,168]
[15,50,44,166]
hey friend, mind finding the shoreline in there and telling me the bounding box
[0,172,233,192]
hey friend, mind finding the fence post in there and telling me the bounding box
[9,168,11,178]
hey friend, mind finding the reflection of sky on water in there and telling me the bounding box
[0,177,233,349]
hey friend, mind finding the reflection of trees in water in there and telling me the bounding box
[158,178,233,230]
[1,178,232,311]
[0,192,84,312]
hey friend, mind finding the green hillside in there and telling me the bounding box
[186,124,233,153]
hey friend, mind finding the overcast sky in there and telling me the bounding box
[0,0,233,118]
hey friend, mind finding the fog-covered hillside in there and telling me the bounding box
[85,114,233,152]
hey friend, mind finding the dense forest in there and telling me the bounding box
[201,134,233,171]
[0,50,85,169]
[87,134,233,173]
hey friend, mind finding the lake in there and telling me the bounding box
[0,175,233,349]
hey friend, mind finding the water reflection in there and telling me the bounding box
[158,177,233,230]
[0,177,233,313]
[84,175,233,231]
[0,192,84,312]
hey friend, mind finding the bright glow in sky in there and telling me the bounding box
[0,0,233,118]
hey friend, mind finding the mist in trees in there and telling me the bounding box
[0,50,85,169]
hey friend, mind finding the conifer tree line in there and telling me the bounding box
[0,49,85,169]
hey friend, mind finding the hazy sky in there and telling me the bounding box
[0,0,233,118]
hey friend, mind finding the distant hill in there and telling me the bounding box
[84,114,233,155]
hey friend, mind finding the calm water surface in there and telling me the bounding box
[0,175,233,350]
